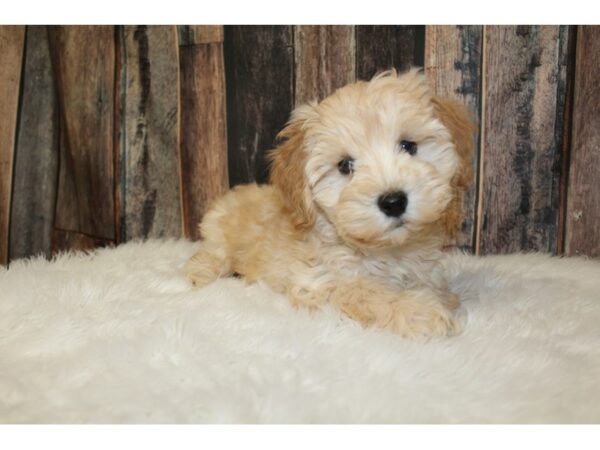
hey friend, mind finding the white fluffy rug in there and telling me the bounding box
[1,240,599,423]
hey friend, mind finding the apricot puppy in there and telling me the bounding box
[186,69,475,338]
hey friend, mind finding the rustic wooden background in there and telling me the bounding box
[0,25,598,265]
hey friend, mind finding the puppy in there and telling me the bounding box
[186,69,475,338]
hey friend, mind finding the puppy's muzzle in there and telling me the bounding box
[377,191,408,218]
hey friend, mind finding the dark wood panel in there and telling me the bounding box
[479,26,569,254]
[224,26,294,185]
[178,25,224,46]
[47,26,116,240]
[52,229,113,255]
[119,25,182,240]
[0,26,25,265]
[355,25,425,80]
[425,25,483,252]
[294,25,355,105]
[180,42,229,239]
[9,26,59,261]
[565,26,600,257]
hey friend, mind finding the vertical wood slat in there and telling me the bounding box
[9,26,59,261]
[0,26,25,265]
[224,26,294,186]
[478,26,569,254]
[178,26,224,46]
[47,26,116,241]
[565,26,600,257]
[355,26,425,80]
[119,25,182,241]
[180,31,229,239]
[556,26,578,256]
[425,25,483,252]
[294,26,355,105]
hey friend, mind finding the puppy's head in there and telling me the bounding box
[269,69,475,248]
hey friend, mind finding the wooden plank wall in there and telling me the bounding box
[425,25,482,251]
[1,25,599,264]
[565,26,600,257]
[179,26,228,239]
[9,26,58,261]
[119,25,182,241]
[478,26,569,254]
[0,26,25,265]
[47,26,117,254]
[224,26,294,185]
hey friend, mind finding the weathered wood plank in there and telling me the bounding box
[565,26,600,257]
[478,26,569,254]
[425,25,483,252]
[224,26,294,185]
[0,26,25,265]
[52,229,113,255]
[9,26,59,261]
[556,26,578,255]
[47,26,116,240]
[178,25,224,46]
[355,26,425,80]
[294,25,355,105]
[180,43,229,239]
[119,25,182,240]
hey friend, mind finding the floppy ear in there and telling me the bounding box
[431,96,476,238]
[268,105,316,231]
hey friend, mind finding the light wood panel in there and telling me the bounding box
[180,38,229,239]
[425,25,483,251]
[294,26,355,105]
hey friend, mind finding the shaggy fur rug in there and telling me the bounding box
[1,240,599,423]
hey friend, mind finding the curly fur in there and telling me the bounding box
[186,69,475,337]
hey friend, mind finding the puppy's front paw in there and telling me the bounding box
[185,242,231,288]
[327,280,460,338]
[385,297,460,338]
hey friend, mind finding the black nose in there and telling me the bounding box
[377,191,408,218]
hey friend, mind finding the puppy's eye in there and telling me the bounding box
[399,140,418,156]
[338,157,354,175]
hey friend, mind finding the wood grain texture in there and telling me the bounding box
[47,26,116,240]
[0,26,25,265]
[565,26,600,257]
[119,25,182,240]
[294,26,355,105]
[479,26,569,254]
[224,26,294,185]
[180,43,229,239]
[52,229,113,255]
[425,25,483,252]
[9,26,59,261]
[178,25,224,46]
[356,26,425,80]
[556,25,578,255]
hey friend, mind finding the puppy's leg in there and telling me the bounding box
[442,292,460,311]
[292,279,459,338]
[185,241,232,287]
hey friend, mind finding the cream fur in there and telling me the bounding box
[186,69,475,337]
[1,240,600,423]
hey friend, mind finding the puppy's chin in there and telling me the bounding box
[343,233,407,251]
[334,220,413,250]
